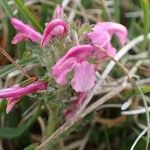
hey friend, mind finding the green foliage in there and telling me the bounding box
[0,104,41,138]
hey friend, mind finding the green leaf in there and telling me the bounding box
[0,104,41,139]
[14,0,43,32]
[0,0,13,18]
[0,57,38,78]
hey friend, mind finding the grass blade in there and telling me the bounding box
[14,0,43,32]
[0,57,38,78]
[140,0,150,50]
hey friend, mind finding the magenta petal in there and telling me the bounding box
[72,92,87,107]
[57,44,94,64]
[87,27,110,47]
[41,19,68,47]
[94,43,116,60]
[71,61,96,92]
[0,81,48,98]
[11,18,42,44]
[0,84,20,93]
[6,97,21,113]
[52,58,77,85]
[97,22,128,45]
[11,33,29,44]
[104,43,116,57]
[65,92,87,120]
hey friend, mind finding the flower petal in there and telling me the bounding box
[6,97,21,113]
[94,43,116,60]
[104,43,116,57]
[96,22,128,45]
[11,18,42,44]
[71,61,96,92]
[52,45,94,85]
[65,92,87,120]
[0,81,48,98]
[11,33,29,44]
[41,18,68,47]
[57,44,94,64]
[87,27,110,47]
[52,58,77,85]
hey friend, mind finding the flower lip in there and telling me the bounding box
[41,18,68,47]
[71,61,96,92]
[11,18,42,44]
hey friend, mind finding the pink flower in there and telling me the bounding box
[86,22,127,59]
[0,81,48,113]
[11,18,42,44]
[53,5,63,19]
[41,18,68,47]
[65,92,87,120]
[52,44,96,93]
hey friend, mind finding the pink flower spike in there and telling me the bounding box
[41,19,68,47]
[71,61,96,92]
[11,18,42,44]
[0,81,48,98]
[53,5,63,19]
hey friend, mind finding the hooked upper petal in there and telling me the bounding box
[71,61,96,92]
[41,18,68,47]
[96,22,128,45]
[57,44,94,64]
[86,27,111,47]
